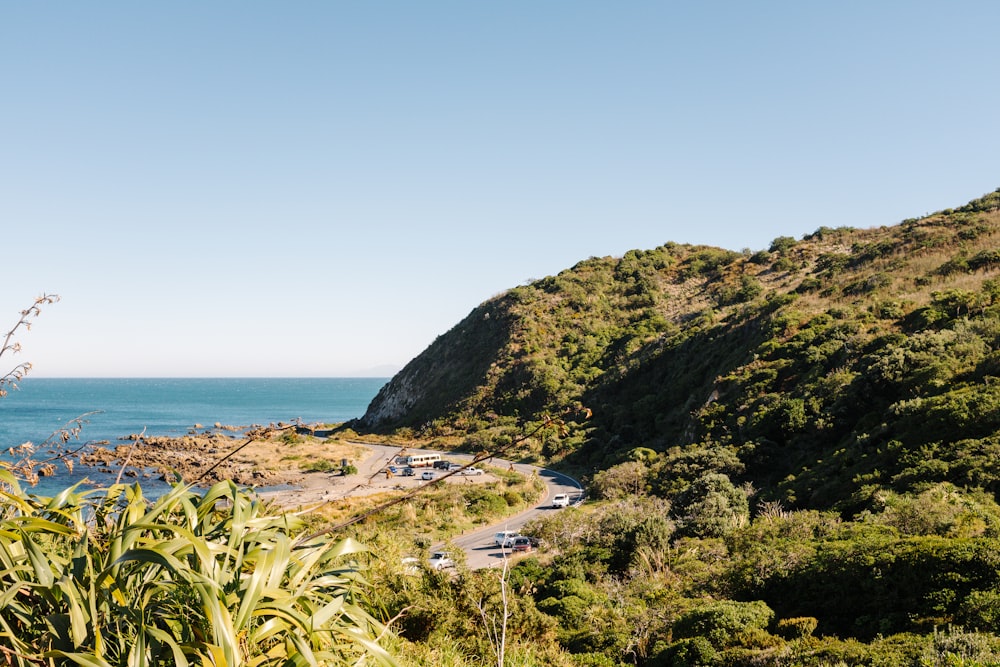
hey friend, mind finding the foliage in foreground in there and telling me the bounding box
[377,493,1000,667]
[0,473,394,667]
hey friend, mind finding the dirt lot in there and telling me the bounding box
[77,429,496,508]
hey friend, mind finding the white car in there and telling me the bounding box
[494,530,519,547]
[421,470,435,480]
[551,493,570,508]
[459,467,484,476]
[428,551,454,570]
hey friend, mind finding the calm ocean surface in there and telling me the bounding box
[0,377,388,495]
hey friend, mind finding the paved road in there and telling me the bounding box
[354,443,582,569]
[446,466,582,569]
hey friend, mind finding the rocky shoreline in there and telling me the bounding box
[78,429,308,488]
[67,431,504,511]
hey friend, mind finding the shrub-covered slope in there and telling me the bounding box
[360,188,1000,512]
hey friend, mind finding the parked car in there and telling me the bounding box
[447,463,463,471]
[428,552,454,570]
[421,470,435,480]
[459,467,484,476]
[401,467,415,476]
[551,493,570,508]
[494,530,519,548]
[511,536,535,552]
[433,460,452,470]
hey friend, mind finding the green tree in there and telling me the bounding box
[673,473,750,538]
[590,461,649,499]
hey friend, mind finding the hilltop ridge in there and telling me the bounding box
[360,188,1000,513]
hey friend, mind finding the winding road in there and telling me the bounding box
[354,443,582,569]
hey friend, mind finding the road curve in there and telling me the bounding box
[353,443,582,569]
[448,465,582,570]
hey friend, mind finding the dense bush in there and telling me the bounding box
[672,473,749,538]
[672,600,775,649]
[775,616,817,639]
[655,636,717,667]
[351,190,1000,664]
[769,236,797,253]
[756,535,1000,638]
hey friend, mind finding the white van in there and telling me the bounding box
[551,493,570,508]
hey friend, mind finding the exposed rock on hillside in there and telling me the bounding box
[360,188,1000,511]
[359,297,518,430]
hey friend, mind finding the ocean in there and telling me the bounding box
[0,377,388,496]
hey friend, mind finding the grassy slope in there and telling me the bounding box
[360,188,1000,512]
[351,189,1000,667]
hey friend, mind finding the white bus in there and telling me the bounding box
[404,453,441,468]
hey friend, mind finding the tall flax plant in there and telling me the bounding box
[0,472,396,666]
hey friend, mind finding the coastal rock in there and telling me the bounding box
[75,430,307,490]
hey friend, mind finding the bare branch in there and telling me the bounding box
[115,426,147,485]
[1,411,105,487]
[1,294,59,394]
[295,405,590,546]
[474,557,511,667]
[195,422,297,484]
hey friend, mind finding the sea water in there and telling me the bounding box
[0,377,387,496]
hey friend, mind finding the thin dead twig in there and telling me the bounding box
[295,406,589,546]
[194,422,297,484]
[114,426,147,485]
[0,294,59,398]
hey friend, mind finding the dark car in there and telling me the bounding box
[433,460,452,470]
[511,536,537,552]
[401,467,415,476]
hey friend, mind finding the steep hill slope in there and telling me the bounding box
[359,188,1000,512]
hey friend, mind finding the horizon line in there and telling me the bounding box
[21,375,395,380]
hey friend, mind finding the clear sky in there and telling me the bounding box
[3,2,998,378]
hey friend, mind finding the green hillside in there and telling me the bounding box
[361,188,1000,514]
[354,189,1000,667]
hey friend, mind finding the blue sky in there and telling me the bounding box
[3,2,998,377]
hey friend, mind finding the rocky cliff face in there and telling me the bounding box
[358,296,520,431]
[360,370,423,427]
[358,190,1000,506]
